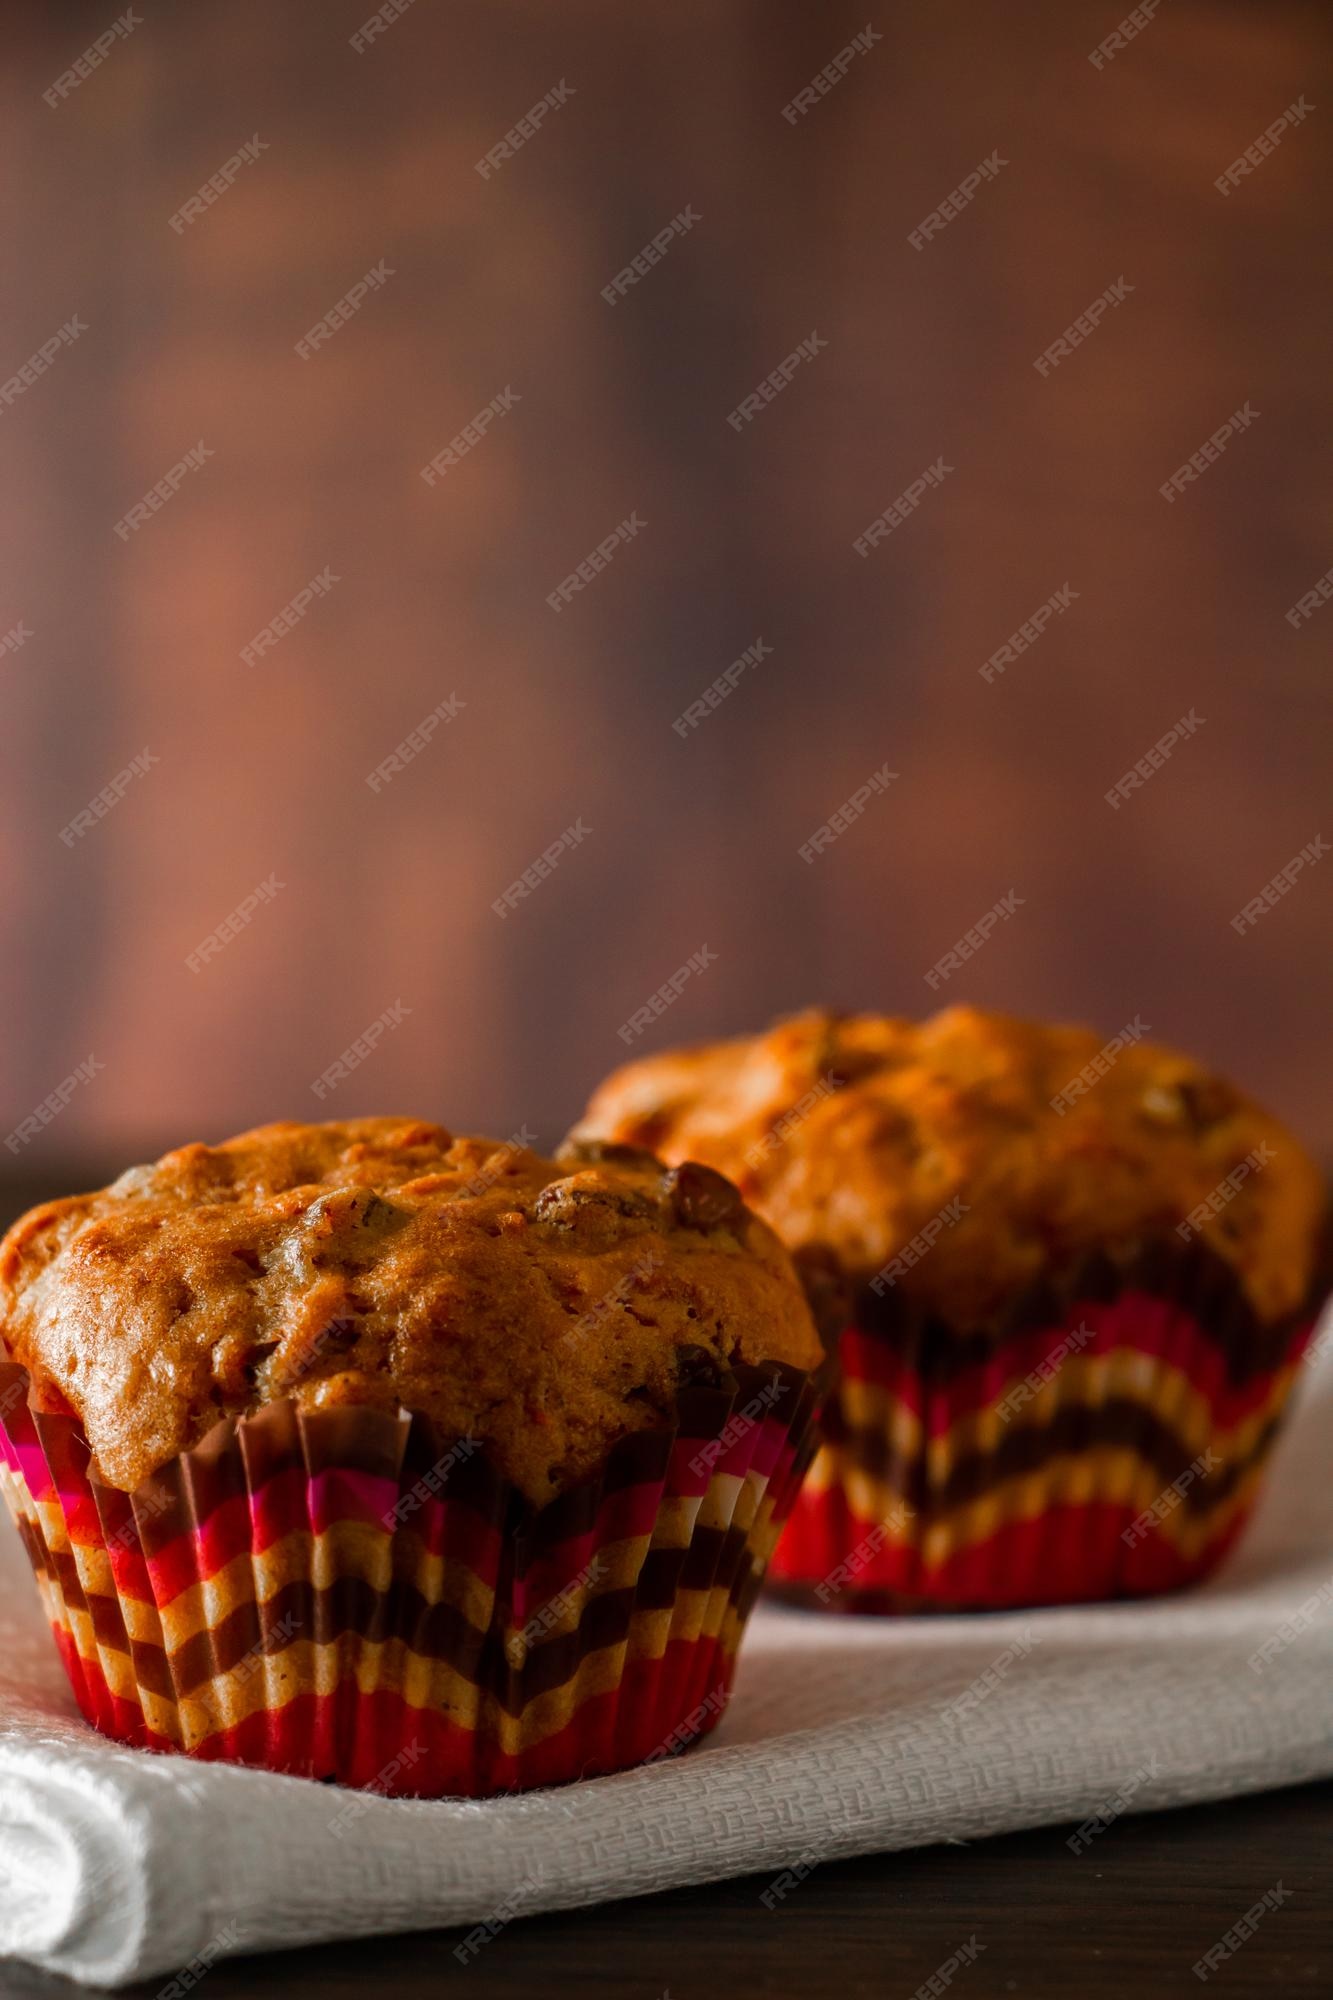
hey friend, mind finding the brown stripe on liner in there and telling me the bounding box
[45,1544,91,1613]
[106,1555,753,1718]
[830,1397,1286,1519]
[128,1626,179,1705]
[158,1522,765,1706]
[87,1586,131,1654]
[15,1513,51,1584]
[108,1500,776,1712]
[854,1235,1327,1391]
[7,1356,823,1732]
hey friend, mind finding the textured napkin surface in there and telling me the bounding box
[1,1318,1330,1990]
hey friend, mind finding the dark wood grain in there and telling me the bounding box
[0,0,1330,1169]
[0,1781,1327,1998]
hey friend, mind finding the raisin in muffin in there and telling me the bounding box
[0,1118,824,1791]
[573,1010,1326,1611]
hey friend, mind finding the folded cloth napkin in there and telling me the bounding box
[2,1317,1331,1991]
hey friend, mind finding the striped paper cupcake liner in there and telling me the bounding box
[769,1238,1326,1612]
[0,1356,820,1795]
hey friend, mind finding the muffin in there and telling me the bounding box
[0,1118,824,1791]
[573,1008,1327,1610]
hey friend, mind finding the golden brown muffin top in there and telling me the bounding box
[572,1008,1326,1328]
[0,1118,822,1497]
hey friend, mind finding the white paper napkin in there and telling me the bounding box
[1,1315,1330,1990]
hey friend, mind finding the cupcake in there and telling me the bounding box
[572,1008,1327,1611]
[0,1118,824,1791]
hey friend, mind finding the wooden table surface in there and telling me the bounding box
[0,1780,1327,1998]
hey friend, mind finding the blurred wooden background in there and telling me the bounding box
[1,0,1329,1196]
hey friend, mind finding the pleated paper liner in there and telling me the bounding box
[0,1354,821,1795]
[768,1236,1327,1613]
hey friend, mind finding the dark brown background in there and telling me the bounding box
[2,0,1329,1193]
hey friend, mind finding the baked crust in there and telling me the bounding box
[0,1118,822,1497]
[572,1008,1325,1327]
